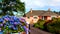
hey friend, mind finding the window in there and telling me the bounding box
[28,17,30,19]
[34,17,37,19]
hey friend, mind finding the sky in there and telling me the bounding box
[21,0,60,12]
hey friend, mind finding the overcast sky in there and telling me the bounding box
[21,0,60,12]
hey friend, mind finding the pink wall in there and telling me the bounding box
[25,16,52,24]
[38,16,42,19]
[47,16,51,20]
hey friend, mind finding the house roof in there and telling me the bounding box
[26,10,59,17]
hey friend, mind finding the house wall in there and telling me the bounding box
[54,16,60,18]
[47,16,59,20]
[25,16,39,24]
[25,16,58,24]
[51,16,57,18]
[39,16,42,19]
[33,16,39,23]
[51,16,57,19]
[47,16,51,20]
[25,17,33,24]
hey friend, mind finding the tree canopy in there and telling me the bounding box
[0,0,25,16]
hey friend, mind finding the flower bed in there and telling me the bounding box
[0,15,27,34]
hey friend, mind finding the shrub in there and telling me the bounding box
[33,23,39,28]
[34,19,45,29]
[46,18,60,34]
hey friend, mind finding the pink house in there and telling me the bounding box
[25,9,59,24]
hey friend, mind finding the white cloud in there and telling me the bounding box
[21,0,47,8]
[48,0,60,6]
[21,0,60,11]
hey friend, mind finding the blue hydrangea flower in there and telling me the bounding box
[8,25,12,28]
[0,15,27,33]
[0,18,3,23]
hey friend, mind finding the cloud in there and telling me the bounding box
[21,0,47,9]
[48,0,60,6]
[21,0,60,11]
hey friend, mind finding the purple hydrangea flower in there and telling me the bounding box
[0,24,3,26]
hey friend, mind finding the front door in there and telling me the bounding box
[42,16,47,20]
[44,16,47,20]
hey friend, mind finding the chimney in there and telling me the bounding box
[30,8,32,13]
[48,8,51,11]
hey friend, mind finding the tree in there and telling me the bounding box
[0,0,25,16]
[58,11,60,15]
[53,11,56,13]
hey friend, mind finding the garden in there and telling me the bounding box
[33,18,60,34]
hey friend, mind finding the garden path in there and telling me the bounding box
[29,24,52,34]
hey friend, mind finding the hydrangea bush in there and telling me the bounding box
[0,15,27,34]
